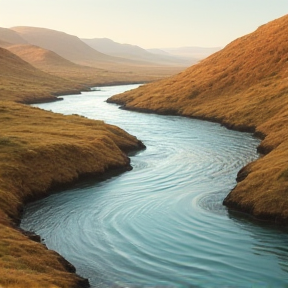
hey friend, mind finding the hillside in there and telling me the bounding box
[1,27,184,84]
[6,44,146,86]
[11,26,184,70]
[0,101,144,287]
[108,15,288,223]
[10,26,119,66]
[0,46,86,103]
[158,46,222,60]
[0,27,27,46]
[82,38,194,66]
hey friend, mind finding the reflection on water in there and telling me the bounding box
[20,84,288,287]
[228,209,288,275]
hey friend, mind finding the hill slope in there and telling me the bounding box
[108,15,288,223]
[0,27,28,46]
[5,44,136,86]
[3,27,185,82]
[82,38,194,66]
[0,46,84,103]
[0,101,144,287]
[10,26,177,69]
[10,26,119,66]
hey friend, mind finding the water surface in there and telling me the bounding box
[21,84,288,287]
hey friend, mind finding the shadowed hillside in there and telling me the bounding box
[108,15,288,223]
[0,47,85,103]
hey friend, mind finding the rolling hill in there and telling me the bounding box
[0,27,28,46]
[1,26,185,84]
[0,46,85,103]
[5,43,135,86]
[82,37,195,66]
[10,26,119,66]
[0,100,144,288]
[108,14,288,223]
[11,26,186,69]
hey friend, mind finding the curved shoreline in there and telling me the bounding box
[0,100,145,288]
[108,100,288,225]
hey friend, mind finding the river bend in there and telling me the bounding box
[21,84,288,287]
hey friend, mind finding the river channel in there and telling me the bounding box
[21,84,288,287]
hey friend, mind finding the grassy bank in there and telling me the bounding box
[108,15,288,223]
[0,101,144,287]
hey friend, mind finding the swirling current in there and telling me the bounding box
[21,84,288,287]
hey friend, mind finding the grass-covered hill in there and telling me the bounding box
[10,26,188,71]
[0,28,148,287]
[108,15,288,223]
[10,26,122,67]
[0,46,85,103]
[5,44,147,86]
[0,101,144,287]
[0,27,185,92]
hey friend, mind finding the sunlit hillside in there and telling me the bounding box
[10,26,187,72]
[109,15,288,222]
[0,101,144,287]
[0,27,185,86]
[0,47,85,103]
[5,44,147,86]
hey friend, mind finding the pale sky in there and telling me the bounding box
[1,0,288,48]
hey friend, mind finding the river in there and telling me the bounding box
[21,84,288,287]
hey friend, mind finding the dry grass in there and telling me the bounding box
[0,47,85,103]
[109,14,288,223]
[6,44,182,87]
[0,31,178,287]
[0,44,183,105]
[0,101,144,287]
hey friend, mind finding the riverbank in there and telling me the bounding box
[0,101,144,287]
[107,15,288,224]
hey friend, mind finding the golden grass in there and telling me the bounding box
[0,33,180,287]
[0,44,183,105]
[109,14,288,223]
[8,44,183,85]
[0,101,144,287]
[0,47,85,103]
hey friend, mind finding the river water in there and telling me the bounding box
[21,84,288,287]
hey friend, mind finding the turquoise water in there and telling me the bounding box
[21,84,288,287]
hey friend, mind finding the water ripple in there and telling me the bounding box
[21,84,288,288]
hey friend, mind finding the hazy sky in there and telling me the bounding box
[1,0,288,48]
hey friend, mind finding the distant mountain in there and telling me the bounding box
[0,27,28,46]
[7,44,79,68]
[148,46,221,60]
[0,46,83,103]
[5,43,155,86]
[10,26,123,68]
[0,26,191,85]
[147,48,171,56]
[82,38,195,66]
